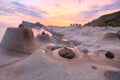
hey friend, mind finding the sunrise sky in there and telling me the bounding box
[0,0,120,27]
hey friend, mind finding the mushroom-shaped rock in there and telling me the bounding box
[42,31,46,35]
[0,27,37,54]
[58,47,75,59]
[36,31,50,42]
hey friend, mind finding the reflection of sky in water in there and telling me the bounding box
[0,27,7,42]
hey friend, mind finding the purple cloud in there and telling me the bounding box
[11,2,26,8]
[11,2,43,18]
[81,9,99,19]
[100,0,120,10]
[0,1,48,18]
[0,7,14,15]
[81,0,120,19]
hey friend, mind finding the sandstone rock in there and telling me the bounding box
[0,27,37,54]
[20,21,45,28]
[36,31,50,42]
[102,33,120,41]
[46,46,61,51]
[117,30,120,38]
[35,22,45,27]
[104,71,120,80]
[70,40,81,46]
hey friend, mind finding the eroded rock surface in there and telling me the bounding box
[0,27,120,80]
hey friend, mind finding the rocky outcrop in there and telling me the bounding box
[19,21,45,28]
[102,32,120,41]
[84,11,120,27]
[0,27,38,54]
[35,22,45,27]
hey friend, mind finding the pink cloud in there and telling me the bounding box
[0,0,119,27]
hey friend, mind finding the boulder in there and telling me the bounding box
[58,47,75,59]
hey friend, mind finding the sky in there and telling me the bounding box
[0,0,120,27]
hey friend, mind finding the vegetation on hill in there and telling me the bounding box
[84,11,120,27]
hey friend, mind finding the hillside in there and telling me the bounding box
[84,11,120,27]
